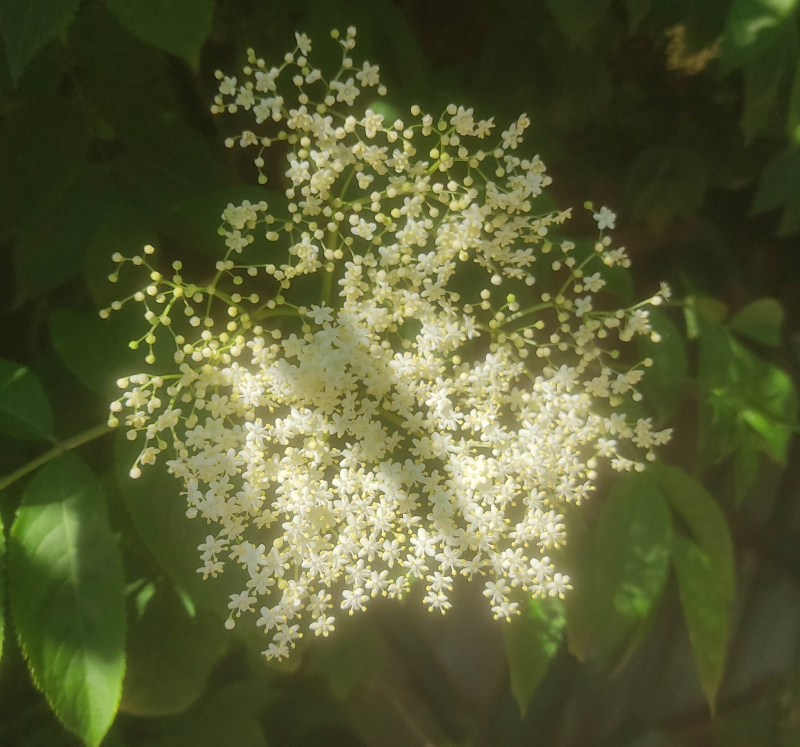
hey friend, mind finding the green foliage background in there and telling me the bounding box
[1,1,799,745]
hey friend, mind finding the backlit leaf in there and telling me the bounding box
[503,598,566,716]
[650,464,735,599]
[672,534,731,713]
[593,472,672,654]
[9,453,126,746]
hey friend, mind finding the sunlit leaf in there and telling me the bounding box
[9,454,126,746]
[698,320,797,462]
[503,598,566,716]
[0,359,54,441]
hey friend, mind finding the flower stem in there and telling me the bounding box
[321,266,334,305]
[0,423,113,493]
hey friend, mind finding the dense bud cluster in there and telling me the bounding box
[106,28,671,660]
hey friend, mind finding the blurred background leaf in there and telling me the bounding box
[0,1,799,745]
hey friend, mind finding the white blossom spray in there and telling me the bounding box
[105,28,672,661]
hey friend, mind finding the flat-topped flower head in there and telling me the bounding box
[104,28,671,661]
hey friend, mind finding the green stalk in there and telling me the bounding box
[0,423,112,493]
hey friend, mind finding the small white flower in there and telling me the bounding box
[356,61,380,87]
[307,305,334,324]
[295,32,312,56]
[593,206,617,230]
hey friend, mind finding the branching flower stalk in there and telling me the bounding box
[105,28,672,661]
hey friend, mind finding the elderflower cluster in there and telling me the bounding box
[105,28,672,661]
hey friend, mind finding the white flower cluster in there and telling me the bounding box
[105,28,671,661]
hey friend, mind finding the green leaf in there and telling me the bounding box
[120,582,227,716]
[115,434,244,610]
[789,56,800,141]
[752,146,800,233]
[727,298,783,346]
[70,4,169,87]
[741,22,795,140]
[637,310,688,418]
[624,147,708,231]
[593,472,672,654]
[698,320,797,462]
[109,122,227,256]
[672,534,731,713]
[0,0,82,84]
[740,407,793,461]
[625,0,653,30]
[103,0,214,65]
[752,147,800,214]
[734,440,761,504]
[8,453,126,746]
[720,0,800,73]
[15,166,122,302]
[503,598,566,716]
[779,192,800,233]
[0,358,54,441]
[49,310,140,397]
[0,513,5,662]
[560,506,595,661]
[547,0,612,49]
[82,203,158,307]
[0,96,88,236]
[650,464,735,600]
